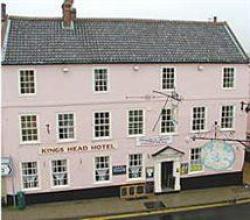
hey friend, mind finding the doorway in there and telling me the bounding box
[161,161,175,191]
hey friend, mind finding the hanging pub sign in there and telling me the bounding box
[1,157,13,177]
[112,165,126,175]
[39,142,117,155]
[201,141,235,171]
[136,135,173,147]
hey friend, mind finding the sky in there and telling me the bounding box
[2,0,250,53]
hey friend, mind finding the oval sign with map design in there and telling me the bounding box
[201,141,235,171]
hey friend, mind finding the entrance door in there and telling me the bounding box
[161,161,175,191]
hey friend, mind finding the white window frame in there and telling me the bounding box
[94,155,112,184]
[189,148,203,173]
[161,66,176,91]
[190,106,207,133]
[50,159,70,188]
[19,113,40,144]
[160,108,176,135]
[127,109,145,137]
[127,153,144,181]
[92,67,110,93]
[220,105,235,131]
[18,69,37,96]
[92,111,112,140]
[56,112,76,143]
[20,161,40,191]
[222,67,236,90]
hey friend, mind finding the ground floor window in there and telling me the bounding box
[95,156,110,182]
[21,162,39,189]
[190,148,203,172]
[128,154,143,179]
[51,159,68,186]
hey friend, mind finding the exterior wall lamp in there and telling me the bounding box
[241,101,250,113]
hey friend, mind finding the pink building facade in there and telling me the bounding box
[1,1,250,205]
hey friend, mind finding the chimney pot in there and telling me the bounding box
[213,16,217,24]
[1,3,7,22]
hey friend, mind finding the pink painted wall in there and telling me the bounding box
[2,63,249,194]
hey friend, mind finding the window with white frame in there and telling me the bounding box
[221,105,234,129]
[95,156,110,182]
[162,67,175,90]
[128,109,144,136]
[20,114,39,143]
[57,113,75,140]
[21,162,39,189]
[192,107,206,131]
[161,108,175,134]
[51,159,68,186]
[94,68,108,92]
[19,70,35,94]
[190,148,203,172]
[128,154,143,179]
[94,112,110,138]
[223,67,235,88]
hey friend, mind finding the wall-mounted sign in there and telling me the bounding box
[112,165,126,175]
[146,167,154,179]
[39,142,117,155]
[1,157,13,177]
[201,141,235,171]
[136,135,172,146]
[180,163,189,175]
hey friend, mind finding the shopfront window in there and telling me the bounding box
[128,154,143,179]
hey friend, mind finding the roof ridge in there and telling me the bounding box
[8,15,226,25]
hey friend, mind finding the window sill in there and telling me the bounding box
[51,184,70,189]
[189,130,209,134]
[56,139,77,144]
[127,177,144,183]
[22,187,41,192]
[159,132,178,136]
[127,134,145,138]
[220,128,235,132]
[94,180,112,185]
[92,137,113,142]
[20,141,41,146]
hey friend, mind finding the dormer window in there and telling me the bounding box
[19,70,36,95]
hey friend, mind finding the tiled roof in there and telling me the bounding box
[2,16,249,65]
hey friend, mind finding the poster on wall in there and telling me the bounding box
[112,165,126,175]
[146,167,154,179]
[180,163,189,175]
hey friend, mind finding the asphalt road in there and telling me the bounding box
[124,203,250,220]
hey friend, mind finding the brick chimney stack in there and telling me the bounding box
[1,3,7,22]
[62,0,76,28]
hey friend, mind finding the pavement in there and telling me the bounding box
[2,185,250,220]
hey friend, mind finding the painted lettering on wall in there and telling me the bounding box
[39,142,117,155]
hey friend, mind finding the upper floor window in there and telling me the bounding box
[161,108,175,134]
[192,107,206,132]
[57,113,75,141]
[190,148,203,172]
[21,162,39,189]
[223,67,235,89]
[20,114,39,143]
[128,154,143,179]
[95,156,110,182]
[19,70,36,95]
[128,109,144,136]
[94,68,108,92]
[162,67,175,90]
[94,112,111,139]
[221,105,234,129]
[51,159,68,187]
